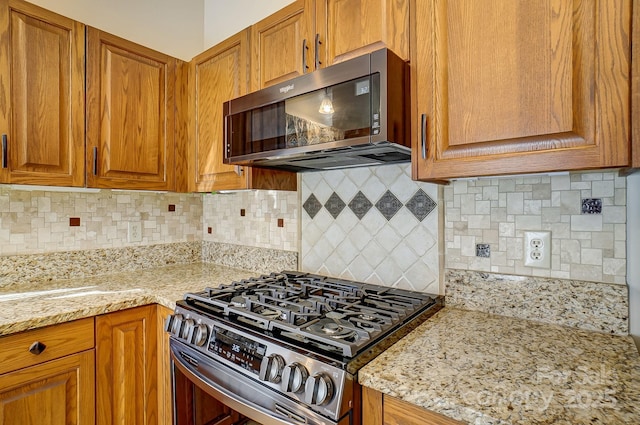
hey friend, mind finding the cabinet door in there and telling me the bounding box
[412,0,632,181]
[0,0,85,187]
[96,305,158,425]
[251,0,315,90]
[86,28,176,190]
[156,305,172,425]
[0,350,95,425]
[191,30,298,192]
[315,0,409,66]
[190,30,250,191]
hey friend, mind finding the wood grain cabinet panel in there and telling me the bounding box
[315,0,409,65]
[362,387,465,425]
[86,28,176,190]
[0,350,95,425]
[251,0,315,90]
[96,305,158,425]
[190,30,297,192]
[0,320,95,425]
[412,0,632,181]
[156,305,173,425]
[0,318,94,376]
[190,30,250,191]
[0,0,85,187]
[251,0,408,88]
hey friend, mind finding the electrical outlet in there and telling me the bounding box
[128,221,142,243]
[524,231,551,268]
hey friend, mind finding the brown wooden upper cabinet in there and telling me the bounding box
[0,0,85,187]
[190,30,297,192]
[251,0,408,90]
[86,28,177,190]
[412,0,633,181]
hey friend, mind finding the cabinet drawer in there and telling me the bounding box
[0,318,95,375]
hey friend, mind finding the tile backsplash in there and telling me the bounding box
[0,186,202,256]
[444,171,626,284]
[301,164,442,293]
[202,190,298,252]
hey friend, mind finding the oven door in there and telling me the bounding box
[170,340,351,425]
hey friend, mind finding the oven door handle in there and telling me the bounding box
[170,343,337,425]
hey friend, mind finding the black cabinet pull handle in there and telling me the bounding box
[29,341,47,355]
[1,134,7,168]
[314,33,321,70]
[302,39,309,73]
[92,147,98,175]
[421,114,427,159]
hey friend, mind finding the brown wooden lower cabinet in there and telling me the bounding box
[156,305,174,425]
[96,305,159,425]
[362,386,465,425]
[0,319,96,425]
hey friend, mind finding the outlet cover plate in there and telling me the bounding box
[128,221,142,243]
[524,231,551,268]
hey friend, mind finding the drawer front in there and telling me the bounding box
[0,318,95,375]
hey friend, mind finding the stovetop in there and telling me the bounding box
[181,271,441,358]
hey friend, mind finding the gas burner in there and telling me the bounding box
[357,313,377,321]
[230,294,259,308]
[307,319,356,340]
[259,308,284,320]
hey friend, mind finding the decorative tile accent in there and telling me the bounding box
[348,191,373,220]
[406,189,437,221]
[202,190,298,252]
[324,192,346,219]
[582,198,603,214]
[375,190,402,221]
[301,164,441,294]
[445,269,629,335]
[475,244,490,258]
[444,171,626,284]
[303,194,322,219]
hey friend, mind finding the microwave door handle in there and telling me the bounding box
[421,114,428,159]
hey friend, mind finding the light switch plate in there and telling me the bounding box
[524,231,551,268]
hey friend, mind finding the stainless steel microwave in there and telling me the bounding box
[223,49,410,172]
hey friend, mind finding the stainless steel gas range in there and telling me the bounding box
[166,271,443,425]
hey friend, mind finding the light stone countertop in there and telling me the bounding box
[359,308,640,425]
[0,263,256,336]
[4,267,640,424]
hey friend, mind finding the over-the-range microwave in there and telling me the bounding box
[223,48,410,172]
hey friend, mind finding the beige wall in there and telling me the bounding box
[29,0,204,60]
[203,0,295,50]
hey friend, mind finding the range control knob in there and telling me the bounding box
[165,314,184,336]
[282,363,309,393]
[192,324,209,347]
[304,373,334,406]
[180,319,195,340]
[259,354,285,383]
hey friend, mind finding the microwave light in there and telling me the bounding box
[319,95,335,114]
